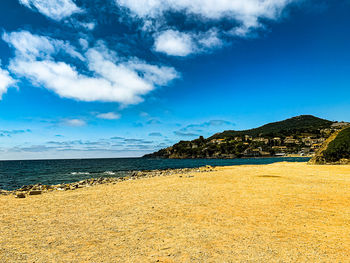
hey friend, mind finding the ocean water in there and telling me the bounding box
[0,157,310,191]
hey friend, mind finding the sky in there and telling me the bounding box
[0,0,349,160]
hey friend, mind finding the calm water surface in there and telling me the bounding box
[0,157,310,191]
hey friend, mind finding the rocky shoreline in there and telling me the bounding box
[0,165,215,198]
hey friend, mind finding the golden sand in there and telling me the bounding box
[1,162,350,262]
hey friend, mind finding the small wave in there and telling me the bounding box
[103,171,116,175]
[70,172,90,175]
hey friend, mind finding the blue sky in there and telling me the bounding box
[0,0,349,160]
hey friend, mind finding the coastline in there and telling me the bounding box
[0,157,310,195]
[1,162,350,262]
[0,165,216,198]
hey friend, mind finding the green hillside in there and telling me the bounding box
[310,127,350,164]
[144,115,339,159]
[211,115,333,139]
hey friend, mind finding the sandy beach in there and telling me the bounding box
[1,162,349,262]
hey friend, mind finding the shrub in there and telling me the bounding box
[323,127,350,162]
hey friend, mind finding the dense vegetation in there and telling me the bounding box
[210,115,333,139]
[144,115,338,159]
[322,127,350,163]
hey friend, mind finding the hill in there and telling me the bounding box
[144,115,345,159]
[210,115,333,139]
[309,126,350,164]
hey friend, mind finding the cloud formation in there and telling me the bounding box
[64,119,86,127]
[0,129,31,137]
[118,0,296,56]
[172,119,235,138]
[154,30,194,56]
[3,30,179,105]
[154,29,224,56]
[0,68,15,99]
[149,132,162,137]
[1,0,298,108]
[174,131,199,137]
[180,120,235,132]
[96,112,121,120]
[117,0,293,26]
[3,30,84,60]
[19,0,82,21]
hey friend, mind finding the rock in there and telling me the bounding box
[19,185,33,191]
[5,165,218,198]
[0,190,10,196]
[29,190,42,195]
[339,158,350,165]
[15,192,26,198]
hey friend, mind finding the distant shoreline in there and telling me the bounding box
[144,155,312,160]
[0,155,311,162]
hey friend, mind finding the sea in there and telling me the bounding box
[0,157,310,191]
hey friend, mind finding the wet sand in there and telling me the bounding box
[1,162,349,262]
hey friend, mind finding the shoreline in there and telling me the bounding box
[0,158,344,198]
[0,165,216,198]
[0,157,310,195]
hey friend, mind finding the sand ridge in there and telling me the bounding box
[0,162,349,262]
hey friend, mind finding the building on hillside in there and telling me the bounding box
[283,136,299,144]
[272,146,288,152]
[320,128,332,136]
[300,147,311,155]
[311,143,322,150]
[244,135,253,141]
[243,148,261,157]
[302,137,325,146]
[272,137,282,145]
[210,139,225,144]
[259,151,271,157]
[331,122,350,128]
[284,138,300,144]
[275,152,286,156]
[252,137,269,144]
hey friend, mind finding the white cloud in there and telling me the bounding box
[126,59,180,86]
[19,0,82,21]
[64,119,86,127]
[74,21,96,31]
[96,112,121,120]
[0,68,15,99]
[154,29,223,56]
[117,0,296,56]
[154,30,194,56]
[82,22,96,30]
[3,30,179,105]
[117,0,293,27]
[79,38,89,50]
[3,30,84,61]
[198,30,223,49]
